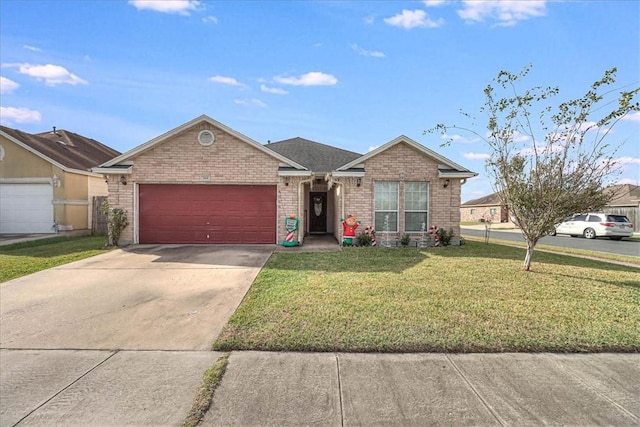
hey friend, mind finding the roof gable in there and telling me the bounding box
[265,137,362,172]
[337,135,477,178]
[605,184,640,206]
[100,115,306,170]
[1,126,120,172]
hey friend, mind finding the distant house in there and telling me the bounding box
[0,126,120,234]
[94,115,477,246]
[461,184,640,231]
[460,192,510,223]
[604,184,640,232]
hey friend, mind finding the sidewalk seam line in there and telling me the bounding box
[336,354,345,427]
[13,350,120,426]
[547,354,639,422]
[446,354,507,427]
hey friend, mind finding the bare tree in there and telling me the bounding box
[429,66,639,270]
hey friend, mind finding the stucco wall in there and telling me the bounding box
[0,137,52,178]
[1,137,95,231]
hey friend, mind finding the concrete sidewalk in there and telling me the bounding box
[2,350,638,425]
[205,352,640,426]
[0,349,222,426]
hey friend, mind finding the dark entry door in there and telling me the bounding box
[309,192,327,234]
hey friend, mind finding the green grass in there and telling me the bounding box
[0,236,113,282]
[181,353,230,427]
[463,234,640,267]
[214,241,640,353]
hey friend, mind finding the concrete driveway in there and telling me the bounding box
[0,244,274,351]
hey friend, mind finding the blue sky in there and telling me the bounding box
[1,0,638,202]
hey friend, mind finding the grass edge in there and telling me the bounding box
[180,352,230,427]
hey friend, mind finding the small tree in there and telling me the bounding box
[429,65,639,270]
[100,201,129,246]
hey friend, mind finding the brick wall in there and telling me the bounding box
[344,142,463,245]
[460,205,509,223]
[106,122,284,244]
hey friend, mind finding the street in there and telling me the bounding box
[461,227,640,258]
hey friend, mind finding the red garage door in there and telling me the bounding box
[139,184,276,244]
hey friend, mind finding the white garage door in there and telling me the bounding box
[0,183,54,233]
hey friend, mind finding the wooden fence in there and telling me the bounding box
[92,196,108,235]
[603,207,639,232]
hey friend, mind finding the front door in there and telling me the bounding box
[309,192,327,234]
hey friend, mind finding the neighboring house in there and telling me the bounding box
[461,184,640,231]
[460,192,510,223]
[0,126,120,234]
[604,184,640,232]
[94,115,477,246]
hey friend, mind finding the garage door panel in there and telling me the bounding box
[0,184,54,234]
[139,184,276,244]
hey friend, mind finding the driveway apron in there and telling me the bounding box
[0,244,274,350]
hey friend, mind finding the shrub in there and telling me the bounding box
[356,232,372,247]
[400,234,411,246]
[437,228,454,246]
[100,201,129,246]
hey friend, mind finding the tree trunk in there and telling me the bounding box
[523,241,535,271]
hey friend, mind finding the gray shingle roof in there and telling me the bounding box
[461,192,503,207]
[1,126,120,171]
[264,137,362,172]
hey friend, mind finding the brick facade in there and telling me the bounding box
[102,117,472,246]
[460,205,509,223]
[343,143,462,245]
[106,122,282,244]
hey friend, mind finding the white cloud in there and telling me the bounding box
[458,0,547,27]
[423,0,447,6]
[614,156,640,166]
[368,145,379,152]
[384,9,445,29]
[274,72,337,86]
[623,111,640,122]
[23,45,42,52]
[129,0,200,15]
[208,75,245,87]
[260,84,288,95]
[463,152,491,160]
[616,177,640,185]
[0,76,19,94]
[202,15,218,24]
[5,63,87,86]
[364,15,375,24]
[350,43,385,58]
[234,98,266,108]
[0,106,42,125]
[441,133,480,144]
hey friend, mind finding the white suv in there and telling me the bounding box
[551,213,634,240]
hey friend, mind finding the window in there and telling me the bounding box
[490,208,497,215]
[471,208,477,215]
[405,182,428,231]
[374,182,398,232]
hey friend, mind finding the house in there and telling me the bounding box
[460,192,510,223]
[93,115,477,246]
[0,126,120,234]
[604,184,640,232]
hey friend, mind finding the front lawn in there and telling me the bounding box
[0,236,112,282]
[214,241,640,353]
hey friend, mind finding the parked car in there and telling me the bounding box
[550,213,634,240]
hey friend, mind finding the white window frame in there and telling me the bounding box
[404,182,429,232]
[374,181,399,232]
